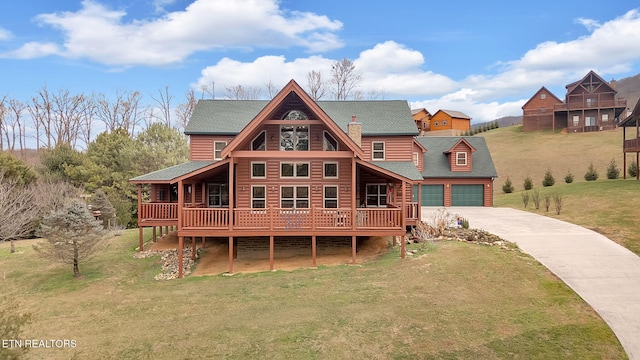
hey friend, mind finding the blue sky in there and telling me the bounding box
[1,0,639,128]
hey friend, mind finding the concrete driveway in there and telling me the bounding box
[422,207,640,360]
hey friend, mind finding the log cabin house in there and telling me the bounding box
[621,98,640,180]
[522,70,627,132]
[130,80,497,277]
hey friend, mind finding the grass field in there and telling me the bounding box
[1,230,626,359]
[482,125,640,256]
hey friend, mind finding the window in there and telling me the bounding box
[207,184,229,207]
[372,142,385,161]
[281,162,309,178]
[586,98,596,107]
[281,186,309,209]
[252,131,266,151]
[602,114,609,122]
[541,93,546,99]
[324,162,338,178]
[323,131,338,151]
[572,115,580,127]
[280,125,309,151]
[283,110,308,120]
[456,152,468,166]
[586,116,596,126]
[366,184,387,207]
[324,186,338,208]
[214,141,227,160]
[413,152,420,167]
[251,162,266,179]
[434,121,439,127]
[443,120,448,126]
[540,107,546,113]
[251,186,266,208]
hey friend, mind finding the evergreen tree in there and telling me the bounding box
[584,163,599,181]
[606,159,620,179]
[628,160,638,178]
[90,189,116,229]
[502,177,514,193]
[542,169,555,187]
[34,201,107,278]
[523,176,533,190]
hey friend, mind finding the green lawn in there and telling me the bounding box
[1,229,626,359]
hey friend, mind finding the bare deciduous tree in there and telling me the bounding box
[150,86,174,128]
[330,58,362,100]
[200,81,215,99]
[0,173,39,253]
[175,89,197,131]
[264,80,281,99]
[96,90,143,135]
[306,70,326,100]
[0,95,6,151]
[224,85,261,100]
[29,86,54,149]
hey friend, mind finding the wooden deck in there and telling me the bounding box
[624,138,640,152]
[138,202,419,235]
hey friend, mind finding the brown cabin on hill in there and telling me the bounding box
[130,80,497,277]
[411,108,432,134]
[522,70,627,132]
[620,98,640,180]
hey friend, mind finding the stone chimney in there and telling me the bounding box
[347,115,362,147]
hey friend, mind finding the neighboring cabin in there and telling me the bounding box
[620,97,640,180]
[411,108,432,135]
[130,80,497,277]
[522,70,627,132]
[427,109,472,135]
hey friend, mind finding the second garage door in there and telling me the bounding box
[451,184,484,206]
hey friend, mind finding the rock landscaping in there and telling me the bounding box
[134,247,200,280]
[407,227,518,251]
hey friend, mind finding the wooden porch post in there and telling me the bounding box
[178,236,184,278]
[351,157,357,231]
[228,159,234,231]
[137,185,143,252]
[418,182,423,221]
[152,226,156,242]
[401,181,406,259]
[138,226,143,252]
[351,235,356,264]
[623,127,627,179]
[312,235,317,267]
[228,236,234,274]
[191,237,196,261]
[269,236,274,271]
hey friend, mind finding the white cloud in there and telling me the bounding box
[0,27,12,41]
[195,41,457,98]
[5,0,343,66]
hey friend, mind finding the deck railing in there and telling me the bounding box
[139,203,178,220]
[140,203,407,231]
[554,99,626,111]
[624,138,640,150]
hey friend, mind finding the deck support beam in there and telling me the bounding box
[269,236,274,271]
[178,236,184,278]
[191,237,196,261]
[228,236,234,274]
[312,235,317,267]
[138,226,143,252]
[351,235,356,264]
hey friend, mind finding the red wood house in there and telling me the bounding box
[621,98,640,180]
[130,80,497,277]
[522,70,627,132]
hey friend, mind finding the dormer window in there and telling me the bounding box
[456,152,468,166]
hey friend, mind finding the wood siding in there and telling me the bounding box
[362,136,414,162]
[190,135,235,161]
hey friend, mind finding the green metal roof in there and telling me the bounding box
[130,161,216,182]
[416,137,498,178]
[370,161,424,181]
[184,99,418,137]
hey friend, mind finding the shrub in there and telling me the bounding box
[523,176,533,190]
[629,160,638,178]
[564,171,574,184]
[584,163,599,181]
[502,177,514,193]
[553,194,563,215]
[521,191,530,208]
[460,218,470,229]
[531,189,540,209]
[542,169,555,187]
[543,194,551,212]
[606,159,620,179]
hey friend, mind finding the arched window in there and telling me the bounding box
[282,110,308,120]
